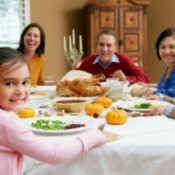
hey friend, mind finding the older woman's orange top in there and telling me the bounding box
[29,53,45,85]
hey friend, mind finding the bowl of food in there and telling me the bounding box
[53,97,89,113]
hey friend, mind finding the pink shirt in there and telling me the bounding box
[0,109,106,175]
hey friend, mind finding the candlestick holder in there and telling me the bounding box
[64,45,83,69]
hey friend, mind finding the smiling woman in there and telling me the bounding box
[17,23,46,85]
[131,27,175,99]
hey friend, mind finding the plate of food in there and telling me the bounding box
[21,116,94,135]
[117,99,170,112]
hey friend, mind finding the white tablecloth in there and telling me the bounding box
[23,115,175,175]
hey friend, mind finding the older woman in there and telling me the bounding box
[17,23,45,85]
[131,27,175,98]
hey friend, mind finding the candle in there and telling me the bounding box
[69,35,72,51]
[72,29,75,46]
[63,36,67,52]
[79,35,83,52]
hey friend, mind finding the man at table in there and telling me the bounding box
[76,29,150,84]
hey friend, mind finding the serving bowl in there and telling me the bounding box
[53,97,90,112]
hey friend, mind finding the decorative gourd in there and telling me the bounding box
[95,96,112,108]
[18,107,35,118]
[105,109,128,125]
[85,103,104,117]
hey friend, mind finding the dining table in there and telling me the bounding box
[21,85,175,175]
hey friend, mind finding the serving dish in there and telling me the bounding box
[54,97,89,112]
[52,96,98,112]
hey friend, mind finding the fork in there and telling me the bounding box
[98,124,105,131]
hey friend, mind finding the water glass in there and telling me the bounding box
[106,79,124,100]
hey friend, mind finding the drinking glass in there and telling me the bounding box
[106,78,124,100]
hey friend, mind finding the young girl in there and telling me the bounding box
[0,47,119,175]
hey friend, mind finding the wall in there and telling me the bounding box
[30,0,175,82]
[30,0,86,80]
[147,0,175,82]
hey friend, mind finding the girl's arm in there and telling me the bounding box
[3,114,118,164]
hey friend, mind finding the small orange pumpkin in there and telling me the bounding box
[18,107,35,118]
[95,96,112,108]
[85,103,104,116]
[105,109,128,125]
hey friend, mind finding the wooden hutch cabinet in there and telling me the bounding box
[83,0,151,72]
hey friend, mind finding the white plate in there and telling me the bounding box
[126,83,157,94]
[21,116,94,135]
[31,85,56,91]
[117,99,170,112]
[28,95,49,101]
[25,96,51,108]
[31,86,57,97]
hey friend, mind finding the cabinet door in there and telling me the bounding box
[119,6,144,69]
[86,6,119,54]
[86,5,147,71]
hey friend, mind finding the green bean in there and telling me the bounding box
[31,119,65,130]
[134,103,152,109]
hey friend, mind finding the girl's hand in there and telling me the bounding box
[101,130,120,142]
[98,124,119,142]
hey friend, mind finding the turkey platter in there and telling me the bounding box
[56,70,109,97]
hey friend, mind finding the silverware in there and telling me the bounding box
[40,103,54,108]
[98,124,105,131]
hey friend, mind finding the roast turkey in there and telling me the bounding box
[56,70,108,97]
